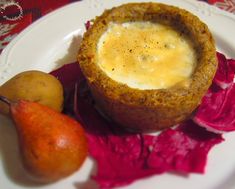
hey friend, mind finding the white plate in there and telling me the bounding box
[0,0,235,189]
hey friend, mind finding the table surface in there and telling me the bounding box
[0,0,234,54]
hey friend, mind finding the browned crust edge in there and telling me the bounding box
[78,2,217,131]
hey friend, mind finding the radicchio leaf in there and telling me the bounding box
[193,53,235,133]
[193,83,235,133]
[213,52,234,89]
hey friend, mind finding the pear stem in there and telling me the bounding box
[0,95,11,106]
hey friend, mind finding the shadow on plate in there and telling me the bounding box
[213,169,235,189]
[54,35,82,69]
[168,171,190,178]
[0,115,44,187]
[73,158,98,189]
[74,179,99,189]
[213,32,235,58]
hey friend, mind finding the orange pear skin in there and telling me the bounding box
[10,100,88,183]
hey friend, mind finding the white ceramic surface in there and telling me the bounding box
[0,0,235,189]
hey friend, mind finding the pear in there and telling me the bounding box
[0,71,64,115]
[0,95,87,183]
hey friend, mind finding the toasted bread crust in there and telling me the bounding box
[78,3,217,131]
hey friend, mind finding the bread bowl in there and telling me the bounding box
[78,2,217,132]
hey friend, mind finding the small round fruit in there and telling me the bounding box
[0,70,64,115]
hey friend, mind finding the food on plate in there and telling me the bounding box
[213,52,234,89]
[97,22,196,90]
[78,2,218,131]
[0,70,64,115]
[193,83,235,133]
[193,53,235,133]
[51,61,226,189]
[0,96,88,183]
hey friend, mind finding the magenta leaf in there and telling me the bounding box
[193,83,235,133]
[213,52,234,89]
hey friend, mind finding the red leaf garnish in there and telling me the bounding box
[193,83,235,133]
[85,21,92,30]
[193,52,235,133]
[213,52,234,89]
